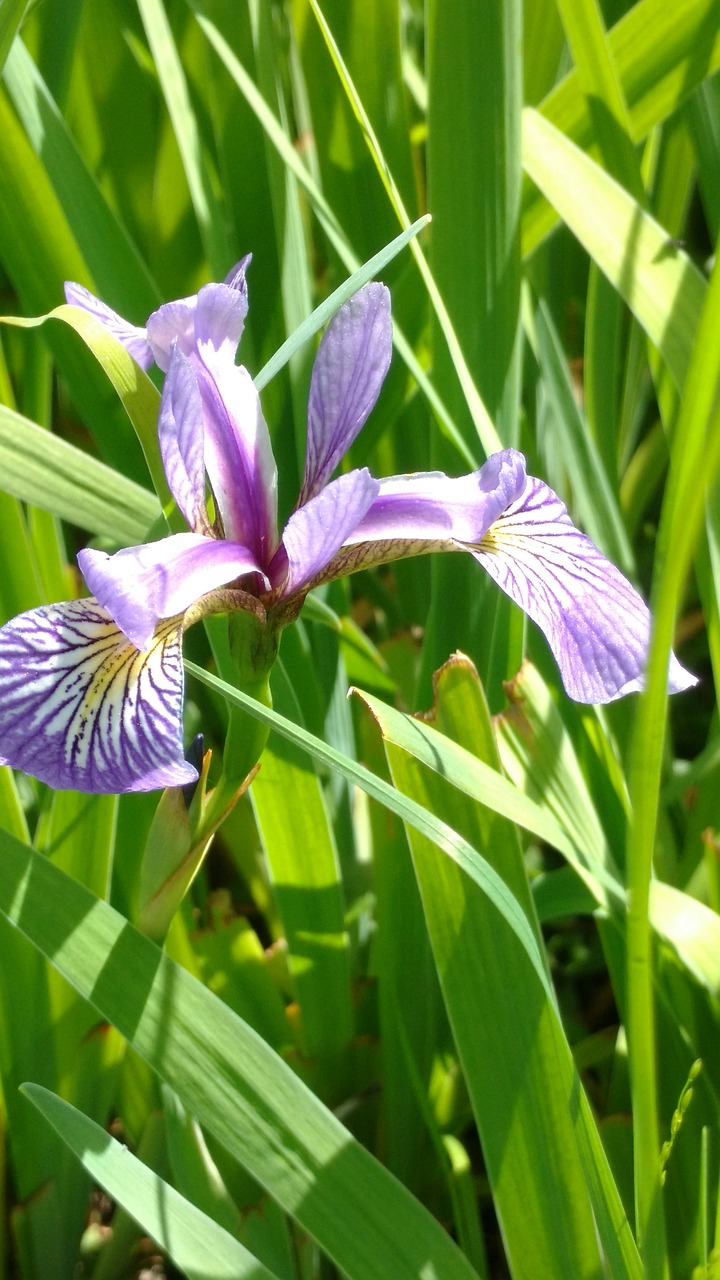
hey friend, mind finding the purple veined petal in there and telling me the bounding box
[79,533,265,651]
[64,282,154,370]
[0,598,196,794]
[472,475,698,703]
[270,468,380,599]
[345,449,528,544]
[300,283,392,504]
[159,348,209,534]
[146,296,198,372]
[193,355,278,562]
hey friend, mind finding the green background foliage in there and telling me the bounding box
[0,0,717,1276]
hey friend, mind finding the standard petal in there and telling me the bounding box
[270,469,380,599]
[64,282,153,370]
[0,599,196,793]
[472,476,697,703]
[145,296,198,371]
[79,533,265,651]
[193,356,278,562]
[345,450,528,544]
[159,348,209,533]
[301,283,392,503]
[194,279,249,364]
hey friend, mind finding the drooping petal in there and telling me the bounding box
[158,348,209,533]
[79,533,265,651]
[301,283,392,504]
[472,475,697,703]
[64,283,154,370]
[346,450,527,543]
[0,599,195,793]
[270,468,379,600]
[193,355,278,562]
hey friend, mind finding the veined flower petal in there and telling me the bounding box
[146,263,250,371]
[64,283,154,370]
[473,476,698,703]
[194,278,249,364]
[346,450,527,544]
[145,296,198,372]
[159,348,209,533]
[301,284,392,504]
[270,468,379,599]
[79,533,265,651]
[193,356,278,562]
[0,599,195,793]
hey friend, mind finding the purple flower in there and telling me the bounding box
[0,264,696,793]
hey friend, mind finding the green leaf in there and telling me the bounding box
[251,662,353,1063]
[0,403,159,542]
[0,305,167,502]
[21,1085,280,1280]
[522,106,706,388]
[0,827,479,1280]
[523,0,720,254]
[378,659,615,1279]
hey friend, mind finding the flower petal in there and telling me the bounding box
[0,599,195,793]
[271,469,380,599]
[346,450,528,543]
[146,268,250,372]
[193,355,278,561]
[159,348,209,533]
[145,296,198,372]
[79,533,265,651]
[472,476,697,703]
[301,283,392,503]
[64,282,153,370]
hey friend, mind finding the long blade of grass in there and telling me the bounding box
[189,0,477,468]
[0,828,480,1280]
[306,0,501,457]
[0,403,158,542]
[21,1085,280,1280]
[626,231,720,1278]
[136,0,231,276]
[523,0,720,254]
[522,107,706,389]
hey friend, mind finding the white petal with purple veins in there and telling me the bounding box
[0,599,195,793]
[473,476,697,703]
[79,533,265,651]
[301,284,392,503]
[64,283,154,370]
[273,469,380,598]
[346,450,527,544]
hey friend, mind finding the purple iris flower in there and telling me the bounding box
[0,262,696,793]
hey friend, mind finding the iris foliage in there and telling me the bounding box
[0,1,717,1278]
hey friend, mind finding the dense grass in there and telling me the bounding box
[0,1,718,1277]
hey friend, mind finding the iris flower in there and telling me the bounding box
[0,263,695,793]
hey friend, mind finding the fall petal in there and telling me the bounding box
[473,476,697,703]
[0,599,195,793]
